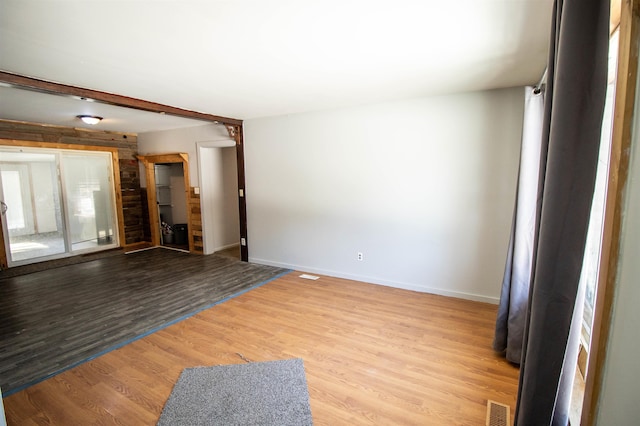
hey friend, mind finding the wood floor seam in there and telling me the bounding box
[0,249,289,395]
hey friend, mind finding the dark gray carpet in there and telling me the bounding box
[0,248,290,395]
[157,359,313,426]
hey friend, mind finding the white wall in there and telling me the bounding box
[595,56,640,424]
[199,147,220,253]
[198,146,240,253]
[244,88,523,302]
[138,123,231,186]
[221,147,240,247]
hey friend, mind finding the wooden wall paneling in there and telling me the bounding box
[139,189,151,242]
[109,150,127,248]
[190,188,204,254]
[180,155,195,253]
[119,159,145,245]
[138,158,160,247]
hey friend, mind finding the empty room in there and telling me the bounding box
[1,0,639,425]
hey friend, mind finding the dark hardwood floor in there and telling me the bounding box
[3,270,519,425]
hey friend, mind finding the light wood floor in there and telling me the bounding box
[3,272,519,425]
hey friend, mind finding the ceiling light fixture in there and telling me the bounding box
[77,115,103,125]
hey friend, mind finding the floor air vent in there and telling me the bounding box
[486,400,510,426]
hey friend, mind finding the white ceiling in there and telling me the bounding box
[0,0,553,132]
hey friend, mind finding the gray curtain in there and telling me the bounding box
[514,0,609,424]
[494,87,544,364]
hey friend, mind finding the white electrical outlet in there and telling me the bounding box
[357,252,363,261]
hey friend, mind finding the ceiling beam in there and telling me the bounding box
[0,70,243,126]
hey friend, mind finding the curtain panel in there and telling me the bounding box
[513,0,610,424]
[494,87,544,364]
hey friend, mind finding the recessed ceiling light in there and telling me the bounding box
[77,115,103,125]
[71,96,95,102]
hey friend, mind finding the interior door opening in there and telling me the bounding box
[155,163,189,250]
[138,153,193,252]
[197,142,241,259]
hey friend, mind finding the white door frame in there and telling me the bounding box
[196,140,235,255]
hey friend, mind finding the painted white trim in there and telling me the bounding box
[249,257,499,304]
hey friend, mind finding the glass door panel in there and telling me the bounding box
[0,147,119,267]
[0,151,66,264]
[60,152,117,252]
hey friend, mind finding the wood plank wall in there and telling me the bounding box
[0,119,147,245]
[140,189,152,242]
[190,188,203,253]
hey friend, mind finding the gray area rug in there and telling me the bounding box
[158,359,313,426]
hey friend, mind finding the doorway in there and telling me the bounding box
[197,141,241,258]
[138,153,193,251]
[155,163,189,250]
[0,146,119,267]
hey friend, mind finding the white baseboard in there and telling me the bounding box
[249,257,499,304]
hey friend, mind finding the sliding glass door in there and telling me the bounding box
[0,151,66,263]
[0,147,118,266]
[61,152,117,252]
